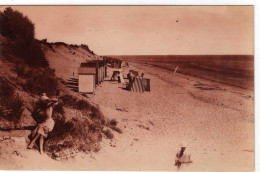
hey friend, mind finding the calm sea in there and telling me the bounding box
[110,55,254,90]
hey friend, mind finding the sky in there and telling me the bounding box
[1,6,254,55]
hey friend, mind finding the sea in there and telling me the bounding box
[110,55,254,90]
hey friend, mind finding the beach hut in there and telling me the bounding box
[111,71,120,81]
[118,69,125,83]
[98,63,102,84]
[92,60,106,83]
[113,59,122,68]
[111,70,125,83]
[98,60,106,81]
[103,60,107,78]
[78,67,96,93]
[81,62,99,85]
[104,57,114,68]
[104,65,108,77]
[129,70,139,77]
[97,60,106,83]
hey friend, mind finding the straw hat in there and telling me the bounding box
[49,98,58,102]
[47,98,58,106]
[42,93,47,96]
[180,141,187,148]
[40,93,49,102]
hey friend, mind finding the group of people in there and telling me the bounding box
[27,93,58,154]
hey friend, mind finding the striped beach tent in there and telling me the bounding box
[128,77,145,93]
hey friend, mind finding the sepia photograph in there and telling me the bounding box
[0,5,255,171]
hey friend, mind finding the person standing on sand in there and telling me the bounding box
[118,75,121,83]
[28,98,58,154]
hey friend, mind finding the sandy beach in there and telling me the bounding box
[1,58,255,171]
[0,60,254,171]
[80,62,254,171]
[0,6,255,171]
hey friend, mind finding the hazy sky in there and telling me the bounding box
[2,6,254,55]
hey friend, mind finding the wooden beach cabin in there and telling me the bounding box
[113,59,122,68]
[103,57,122,69]
[105,65,108,77]
[95,60,104,84]
[80,62,99,85]
[78,66,96,93]
[81,60,106,85]
[99,60,107,80]
[106,58,114,68]
[98,58,108,78]
[98,60,105,82]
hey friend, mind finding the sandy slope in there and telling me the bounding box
[44,44,96,80]
[0,61,254,171]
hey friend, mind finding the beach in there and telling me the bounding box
[0,59,254,171]
[0,6,254,171]
[84,61,254,171]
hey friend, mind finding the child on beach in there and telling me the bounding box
[28,97,58,154]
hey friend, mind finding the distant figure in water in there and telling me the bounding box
[141,73,144,78]
[73,71,74,76]
[28,96,58,154]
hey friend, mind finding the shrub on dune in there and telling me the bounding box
[0,7,48,67]
[0,78,24,124]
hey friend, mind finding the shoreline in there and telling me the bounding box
[130,61,254,91]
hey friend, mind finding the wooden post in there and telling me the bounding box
[174,66,179,74]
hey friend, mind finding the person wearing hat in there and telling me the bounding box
[175,141,191,169]
[28,98,59,154]
[36,93,50,113]
[40,93,49,102]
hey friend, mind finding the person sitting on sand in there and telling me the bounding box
[175,141,191,169]
[28,98,58,154]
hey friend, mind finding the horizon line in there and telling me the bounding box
[103,54,254,56]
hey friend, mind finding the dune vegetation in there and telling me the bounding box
[0,7,119,159]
